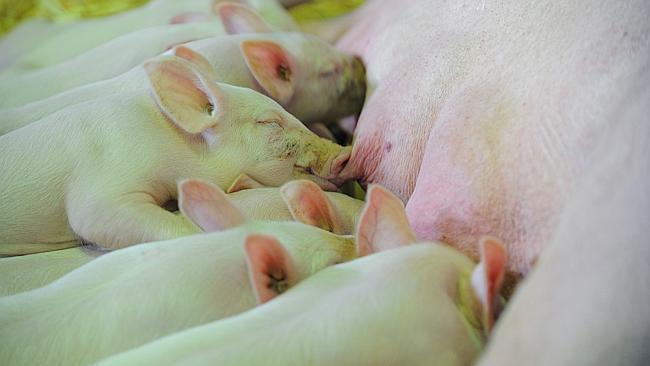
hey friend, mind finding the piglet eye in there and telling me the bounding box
[257,119,283,128]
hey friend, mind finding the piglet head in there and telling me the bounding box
[238,34,367,124]
[145,50,351,190]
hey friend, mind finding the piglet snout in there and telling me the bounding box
[325,147,351,181]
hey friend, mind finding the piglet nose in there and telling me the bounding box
[329,147,351,178]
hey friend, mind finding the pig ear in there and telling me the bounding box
[144,58,226,135]
[244,234,295,304]
[471,236,507,332]
[280,180,345,234]
[178,178,246,232]
[355,185,416,256]
[240,40,295,105]
[169,11,210,24]
[172,46,218,80]
[227,173,266,193]
[215,2,272,34]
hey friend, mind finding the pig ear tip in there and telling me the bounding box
[480,236,507,254]
[240,39,269,50]
[179,178,201,187]
[367,184,390,200]
[178,179,204,198]
[143,60,157,73]
[297,179,321,191]
[173,45,188,55]
[216,1,256,19]
[279,182,293,195]
[178,178,192,189]
[214,2,229,14]
[281,179,315,192]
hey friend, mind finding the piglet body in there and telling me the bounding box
[0,56,350,254]
[0,21,225,108]
[0,180,356,366]
[0,23,366,134]
[0,0,299,73]
[98,185,506,366]
[0,247,103,297]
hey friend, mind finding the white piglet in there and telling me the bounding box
[0,5,366,135]
[1,0,299,72]
[0,21,225,108]
[0,3,306,108]
[0,178,356,366]
[0,55,350,255]
[225,177,364,235]
[0,246,104,297]
[0,179,362,296]
[99,185,507,366]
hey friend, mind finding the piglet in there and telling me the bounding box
[98,185,506,366]
[0,246,104,297]
[0,5,366,135]
[0,178,356,366]
[0,3,304,108]
[0,21,225,108]
[226,177,364,235]
[0,55,350,255]
[0,179,362,295]
[1,0,298,72]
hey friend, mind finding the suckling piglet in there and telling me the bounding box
[0,5,366,135]
[225,177,364,235]
[0,178,356,366]
[0,55,350,255]
[98,185,506,366]
[1,0,299,73]
[0,179,362,295]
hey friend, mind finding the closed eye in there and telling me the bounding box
[257,119,283,129]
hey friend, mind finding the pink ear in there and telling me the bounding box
[280,180,344,234]
[144,58,226,135]
[244,234,294,304]
[471,236,507,331]
[169,11,210,24]
[226,173,266,193]
[240,40,295,105]
[215,2,272,34]
[355,185,416,256]
[173,46,217,80]
[178,178,245,232]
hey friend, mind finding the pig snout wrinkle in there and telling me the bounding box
[323,148,352,181]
